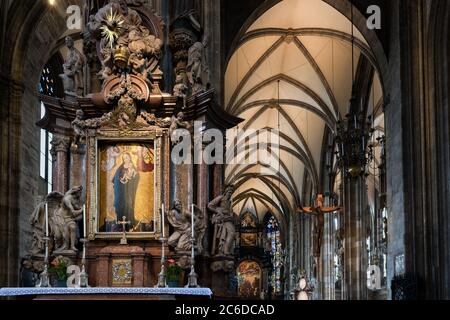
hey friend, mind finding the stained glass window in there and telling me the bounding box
[38,64,57,194]
[266,214,283,294]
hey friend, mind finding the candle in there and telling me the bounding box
[83,204,86,238]
[191,204,194,238]
[45,202,49,237]
[161,203,165,238]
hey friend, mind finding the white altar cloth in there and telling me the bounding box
[0,287,212,297]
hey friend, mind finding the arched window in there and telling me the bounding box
[38,60,61,195]
[265,214,283,294]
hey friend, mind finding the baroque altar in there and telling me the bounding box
[22,0,242,298]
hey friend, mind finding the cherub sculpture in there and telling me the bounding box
[169,112,191,146]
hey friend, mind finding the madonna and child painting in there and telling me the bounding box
[98,142,155,233]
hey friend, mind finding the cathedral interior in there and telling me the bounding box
[0,0,450,301]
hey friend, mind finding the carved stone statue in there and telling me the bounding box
[167,200,191,252]
[47,186,84,254]
[169,111,191,145]
[167,200,206,253]
[71,110,86,150]
[59,36,85,97]
[29,197,47,256]
[173,74,188,107]
[187,35,210,94]
[208,185,236,256]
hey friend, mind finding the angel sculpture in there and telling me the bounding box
[46,186,84,253]
[169,112,191,146]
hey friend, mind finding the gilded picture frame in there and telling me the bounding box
[86,127,169,241]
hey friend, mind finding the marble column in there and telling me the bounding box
[70,146,86,190]
[197,143,210,256]
[170,152,194,214]
[342,177,369,300]
[50,135,71,193]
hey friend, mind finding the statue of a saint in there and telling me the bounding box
[29,197,46,256]
[59,36,85,96]
[187,35,211,94]
[71,110,86,150]
[208,186,236,256]
[167,200,205,253]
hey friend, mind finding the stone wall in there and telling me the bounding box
[0,0,82,287]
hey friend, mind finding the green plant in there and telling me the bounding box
[166,259,182,281]
[48,256,69,281]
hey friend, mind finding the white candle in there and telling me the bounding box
[191,204,194,238]
[45,202,49,237]
[161,203,165,238]
[83,204,86,238]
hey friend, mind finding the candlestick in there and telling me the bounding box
[191,204,194,238]
[83,204,86,238]
[161,203,165,238]
[45,202,49,237]
[36,236,51,288]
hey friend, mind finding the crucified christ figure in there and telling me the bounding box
[297,194,341,258]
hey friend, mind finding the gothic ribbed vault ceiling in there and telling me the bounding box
[224,0,384,226]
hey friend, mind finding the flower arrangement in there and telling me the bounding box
[48,256,70,281]
[166,259,182,282]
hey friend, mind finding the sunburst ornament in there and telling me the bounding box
[100,8,125,49]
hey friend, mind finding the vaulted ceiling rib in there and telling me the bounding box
[225,0,383,226]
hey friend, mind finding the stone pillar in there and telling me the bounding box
[212,163,223,197]
[197,143,210,256]
[50,135,71,193]
[69,146,86,190]
[170,147,194,213]
[342,177,369,300]
[201,0,222,101]
[322,213,335,300]
[0,76,24,287]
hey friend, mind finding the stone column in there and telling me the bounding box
[69,146,86,190]
[170,147,194,213]
[342,177,369,300]
[50,135,71,193]
[322,213,335,300]
[197,143,210,256]
[201,0,222,101]
[0,76,24,287]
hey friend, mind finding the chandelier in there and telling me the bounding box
[335,97,374,178]
[335,1,374,179]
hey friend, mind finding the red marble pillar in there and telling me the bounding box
[213,163,223,197]
[50,135,71,193]
[69,146,86,190]
[197,146,210,256]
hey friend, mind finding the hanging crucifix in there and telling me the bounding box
[296,194,341,258]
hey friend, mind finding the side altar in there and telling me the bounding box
[17,0,242,299]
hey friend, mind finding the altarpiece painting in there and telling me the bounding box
[98,142,155,233]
